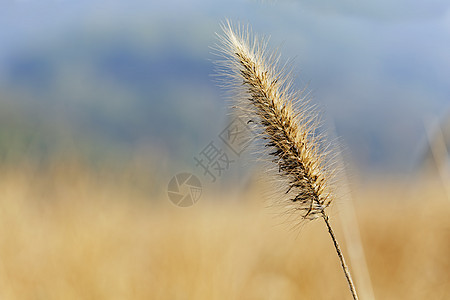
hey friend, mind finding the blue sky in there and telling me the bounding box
[0,0,449,175]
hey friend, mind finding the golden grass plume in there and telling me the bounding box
[214,20,359,299]
[214,21,335,220]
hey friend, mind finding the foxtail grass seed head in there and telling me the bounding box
[213,21,360,300]
[214,21,335,221]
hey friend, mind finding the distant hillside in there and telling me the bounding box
[1,1,449,176]
[0,26,226,167]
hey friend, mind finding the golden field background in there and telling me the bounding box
[0,161,448,300]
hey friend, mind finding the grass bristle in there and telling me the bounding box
[214,20,333,220]
[214,20,359,300]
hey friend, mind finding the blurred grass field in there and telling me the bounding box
[0,161,448,299]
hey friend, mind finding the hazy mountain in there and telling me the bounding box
[0,0,449,176]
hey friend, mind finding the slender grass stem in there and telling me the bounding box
[215,20,361,299]
[322,212,359,300]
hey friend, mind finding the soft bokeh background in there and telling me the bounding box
[0,0,449,299]
[1,0,449,175]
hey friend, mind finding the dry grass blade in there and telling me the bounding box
[214,20,359,300]
[424,118,450,201]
